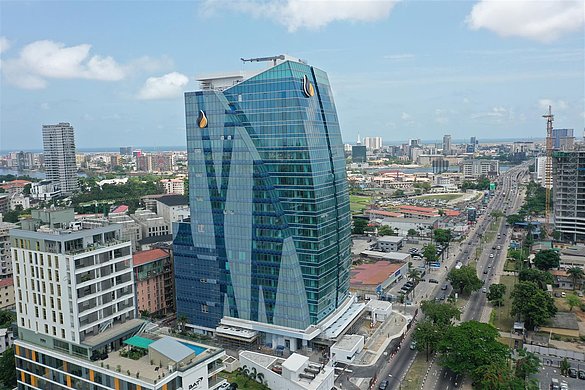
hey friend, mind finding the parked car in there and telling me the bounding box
[429,279,439,284]
[441,284,448,290]
[568,368,577,378]
[561,292,567,298]
[379,380,389,390]
[578,369,585,380]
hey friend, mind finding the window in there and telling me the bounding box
[197,224,205,233]
[201,304,208,313]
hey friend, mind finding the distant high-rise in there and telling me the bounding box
[442,134,452,155]
[364,137,382,151]
[174,55,353,350]
[120,146,133,155]
[552,128,575,151]
[42,122,79,195]
[553,147,585,243]
[352,144,367,163]
[467,136,477,153]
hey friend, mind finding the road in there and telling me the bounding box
[368,163,530,390]
[427,164,530,390]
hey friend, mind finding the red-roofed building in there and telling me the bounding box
[0,180,31,195]
[350,261,409,296]
[133,249,174,316]
[0,277,15,310]
[111,205,129,214]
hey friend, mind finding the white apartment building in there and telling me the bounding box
[11,224,135,345]
[460,159,500,180]
[0,222,16,277]
[42,123,79,195]
[160,178,186,195]
[363,137,382,151]
[535,156,552,189]
[30,180,62,201]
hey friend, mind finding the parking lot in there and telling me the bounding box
[534,360,585,389]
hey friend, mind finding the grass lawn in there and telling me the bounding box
[491,275,517,332]
[402,353,429,390]
[503,258,517,272]
[350,195,372,213]
[220,370,269,390]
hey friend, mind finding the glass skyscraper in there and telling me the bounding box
[174,56,351,333]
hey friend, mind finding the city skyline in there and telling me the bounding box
[1,1,583,150]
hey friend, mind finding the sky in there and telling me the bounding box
[0,0,584,150]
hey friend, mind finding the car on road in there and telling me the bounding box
[488,264,492,268]
[482,288,487,293]
[578,369,585,380]
[561,292,567,298]
[483,270,488,274]
[429,278,439,284]
[489,253,494,258]
[569,368,577,378]
[378,380,389,390]
[441,284,448,290]
[410,341,417,350]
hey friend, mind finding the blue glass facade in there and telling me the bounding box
[174,60,351,330]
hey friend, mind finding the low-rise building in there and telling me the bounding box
[9,193,30,211]
[0,222,16,278]
[160,179,185,195]
[30,179,61,201]
[155,195,190,234]
[0,278,15,309]
[133,249,174,317]
[0,328,14,354]
[330,335,364,364]
[132,209,169,238]
[375,236,404,252]
[239,351,334,390]
[350,261,409,296]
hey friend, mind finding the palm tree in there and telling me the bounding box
[560,358,571,376]
[567,267,584,291]
[241,365,250,385]
[177,315,188,333]
[407,268,421,299]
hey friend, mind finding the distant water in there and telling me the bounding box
[0,168,87,178]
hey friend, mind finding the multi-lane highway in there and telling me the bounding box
[372,164,529,390]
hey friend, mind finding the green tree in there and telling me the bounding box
[518,268,554,289]
[412,319,441,361]
[514,349,540,381]
[433,228,452,246]
[506,214,525,225]
[407,228,418,237]
[352,218,368,234]
[566,267,584,290]
[407,268,422,284]
[420,300,461,326]
[378,225,397,236]
[511,281,557,330]
[565,294,581,311]
[486,284,507,307]
[423,244,438,268]
[473,361,521,390]
[533,250,560,270]
[437,321,510,380]
[0,310,16,328]
[394,189,405,197]
[560,358,571,376]
[448,265,483,295]
[0,347,16,389]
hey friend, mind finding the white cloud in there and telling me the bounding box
[470,106,509,120]
[0,37,10,54]
[1,40,174,90]
[202,0,399,32]
[2,40,125,89]
[538,99,569,111]
[401,112,411,121]
[137,72,189,100]
[466,0,585,43]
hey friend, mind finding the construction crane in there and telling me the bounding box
[543,105,554,231]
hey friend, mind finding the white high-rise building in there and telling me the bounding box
[535,156,552,189]
[0,222,16,278]
[11,209,227,390]
[42,122,79,195]
[364,137,383,151]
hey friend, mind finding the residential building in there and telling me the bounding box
[9,193,30,211]
[175,55,355,351]
[0,222,17,278]
[0,180,31,195]
[155,195,189,234]
[352,145,367,163]
[0,278,15,309]
[363,137,382,151]
[133,248,174,316]
[0,194,9,215]
[30,180,62,201]
[42,122,79,195]
[131,209,169,238]
[535,156,552,189]
[553,148,585,243]
[11,211,226,390]
[160,178,186,195]
[442,134,452,155]
[0,328,14,354]
[375,236,404,252]
[460,159,500,179]
[81,214,143,253]
[137,154,173,173]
